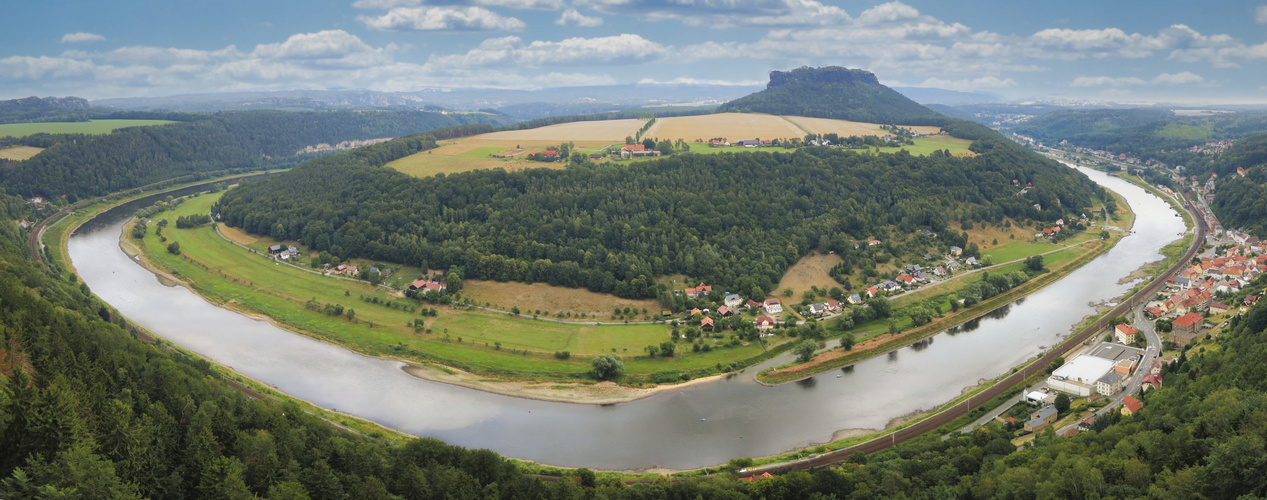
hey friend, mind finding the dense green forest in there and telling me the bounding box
[216,134,1100,300]
[1212,134,1267,238]
[0,110,509,200]
[716,66,947,126]
[0,95,201,124]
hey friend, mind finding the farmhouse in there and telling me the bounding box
[685,282,713,299]
[408,279,446,293]
[700,316,715,331]
[268,244,284,255]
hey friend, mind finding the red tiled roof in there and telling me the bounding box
[1173,312,1202,328]
[1122,396,1142,413]
[1115,324,1137,336]
[701,317,714,327]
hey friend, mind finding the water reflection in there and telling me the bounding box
[796,378,817,389]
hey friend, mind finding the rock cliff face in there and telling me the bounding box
[766,66,880,89]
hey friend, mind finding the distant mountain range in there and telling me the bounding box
[92,84,762,120]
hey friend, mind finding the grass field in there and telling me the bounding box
[0,145,44,160]
[462,280,659,318]
[0,119,176,138]
[774,252,845,300]
[138,191,784,378]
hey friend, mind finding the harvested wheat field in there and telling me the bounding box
[774,252,846,300]
[785,116,943,137]
[475,119,644,142]
[645,113,805,142]
[462,280,658,318]
[0,146,44,161]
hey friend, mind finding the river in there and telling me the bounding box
[68,166,1183,470]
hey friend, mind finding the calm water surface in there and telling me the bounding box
[69,166,1182,469]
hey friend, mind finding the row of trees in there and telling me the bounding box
[217,138,1099,299]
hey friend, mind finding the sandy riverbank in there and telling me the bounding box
[400,363,731,405]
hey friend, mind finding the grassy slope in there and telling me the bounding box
[0,119,176,137]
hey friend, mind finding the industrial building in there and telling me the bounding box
[1046,342,1142,397]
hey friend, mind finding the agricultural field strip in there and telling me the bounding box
[0,145,44,160]
[0,119,177,137]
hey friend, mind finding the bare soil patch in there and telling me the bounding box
[462,280,658,317]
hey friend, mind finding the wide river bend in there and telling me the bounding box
[69,166,1183,470]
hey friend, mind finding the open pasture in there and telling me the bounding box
[0,119,176,138]
[462,280,658,318]
[0,145,44,160]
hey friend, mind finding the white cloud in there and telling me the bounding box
[359,6,525,31]
[61,32,106,43]
[637,77,764,86]
[251,30,390,67]
[1071,76,1147,87]
[532,72,616,86]
[1028,28,1161,59]
[428,34,671,67]
[1152,71,1204,85]
[916,76,1016,91]
[857,1,919,24]
[556,9,603,27]
[1071,72,1206,88]
[575,0,849,27]
[479,0,565,9]
[1257,5,1267,24]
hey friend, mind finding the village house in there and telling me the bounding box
[847,293,863,305]
[1114,324,1137,344]
[1025,406,1059,432]
[268,244,284,255]
[1141,373,1163,391]
[1121,396,1143,416]
[717,306,734,317]
[1096,372,1126,396]
[1209,302,1231,315]
[755,316,776,333]
[965,256,979,267]
[684,282,712,299]
[700,316,715,332]
[408,279,446,293]
[746,299,763,310]
[763,298,783,315]
[948,246,962,257]
[724,294,743,309]
[1169,312,1204,346]
[808,303,826,316]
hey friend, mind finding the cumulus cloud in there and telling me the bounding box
[250,30,390,67]
[556,9,603,27]
[532,72,616,86]
[1152,71,1205,85]
[61,32,106,43]
[359,6,526,31]
[428,34,671,67]
[1258,5,1267,24]
[575,0,850,27]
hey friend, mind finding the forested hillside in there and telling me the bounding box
[1212,134,1267,238]
[0,110,507,200]
[716,66,946,126]
[216,135,1101,300]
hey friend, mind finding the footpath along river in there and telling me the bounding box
[69,166,1183,470]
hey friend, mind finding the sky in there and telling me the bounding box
[2,0,1266,104]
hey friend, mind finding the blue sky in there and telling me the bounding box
[3,0,1266,103]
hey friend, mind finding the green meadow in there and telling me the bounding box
[0,119,176,138]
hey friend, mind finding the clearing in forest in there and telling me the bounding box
[387,119,642,177]
[0,145,44,160]
[774,252,847,301]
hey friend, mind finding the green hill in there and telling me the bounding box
[716,66,946,126]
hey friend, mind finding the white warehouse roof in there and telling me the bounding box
[1051,356,1115,385]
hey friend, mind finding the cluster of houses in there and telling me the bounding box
[1144,241,1266,346]
[408,279,446,293]
[268,244,300,260]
